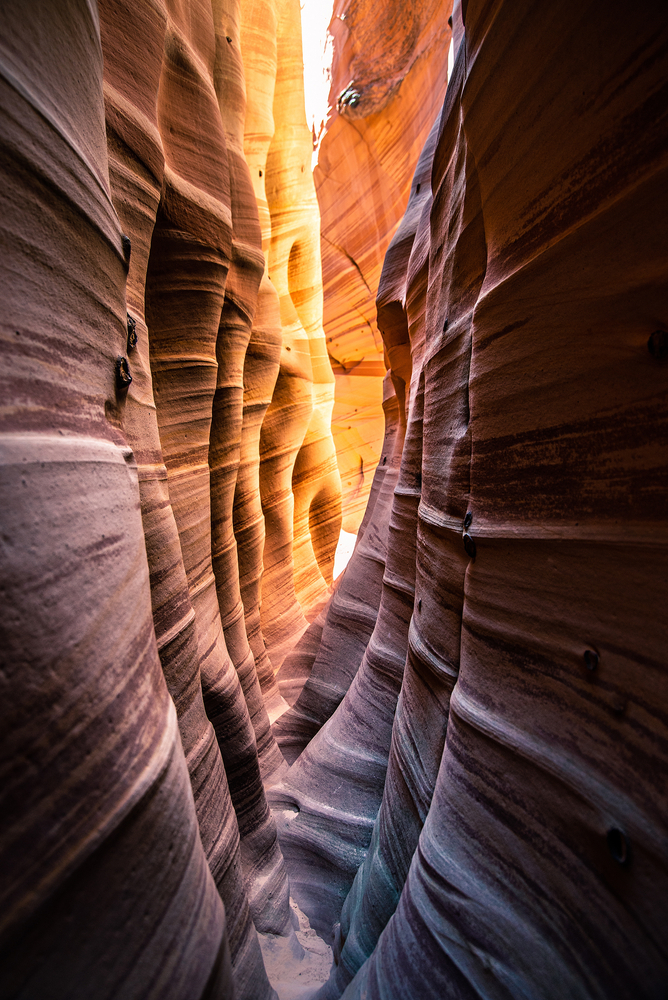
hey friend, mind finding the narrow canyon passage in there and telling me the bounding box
[0,1,666,1000]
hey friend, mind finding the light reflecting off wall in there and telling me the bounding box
[333,528,357,580]
[300,0,334,167]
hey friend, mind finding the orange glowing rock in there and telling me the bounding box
[241,0,342,680]
[316,0,451,531]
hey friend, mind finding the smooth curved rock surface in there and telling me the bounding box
[274,601,328,709]
[4,1,668,999]
[272,373,402,766]
[1,0,356,989]
[240,0,342,685]
[313,113,441,997]
[338,0,668,997]
[142,1,290,975]
[237,0,288,721]
[0,0,353,994]
[267,372,409,942]
[266,2,668,998]
[99,2,276,991]
[268,111,440,957]
[209,0,287,788]
[317,0,452,530]
[0,2,232,995]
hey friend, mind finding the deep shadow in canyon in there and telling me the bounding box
[0,1,667,999]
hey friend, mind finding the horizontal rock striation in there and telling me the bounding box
[0,1,233,995]
[3,0,668,998]
[237,0,289,722]
[100,1,277,993]
[246,0,342,681]
[317,0,451,531]
[275,0,668,998]
[1,0,344,996]
[272,372,402,766]
[313,113,441,997]
[138,2,290,992]
[268,124,441,945]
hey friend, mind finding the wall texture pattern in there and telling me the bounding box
[0,0,339,997]
[275,2,668,999]
[316,0,450,531]
[1,0,666,998]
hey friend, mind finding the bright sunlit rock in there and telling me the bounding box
[333,528,357,580]
[300,0,334,167]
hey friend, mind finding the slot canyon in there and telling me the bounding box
[1,0,667,997]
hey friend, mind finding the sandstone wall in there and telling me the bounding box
[272,1,668,998]
[2,0,667,998]
[0,1,236,996]
[241,0,342,680]
[316,0,451,530]
[0,0,339,996]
